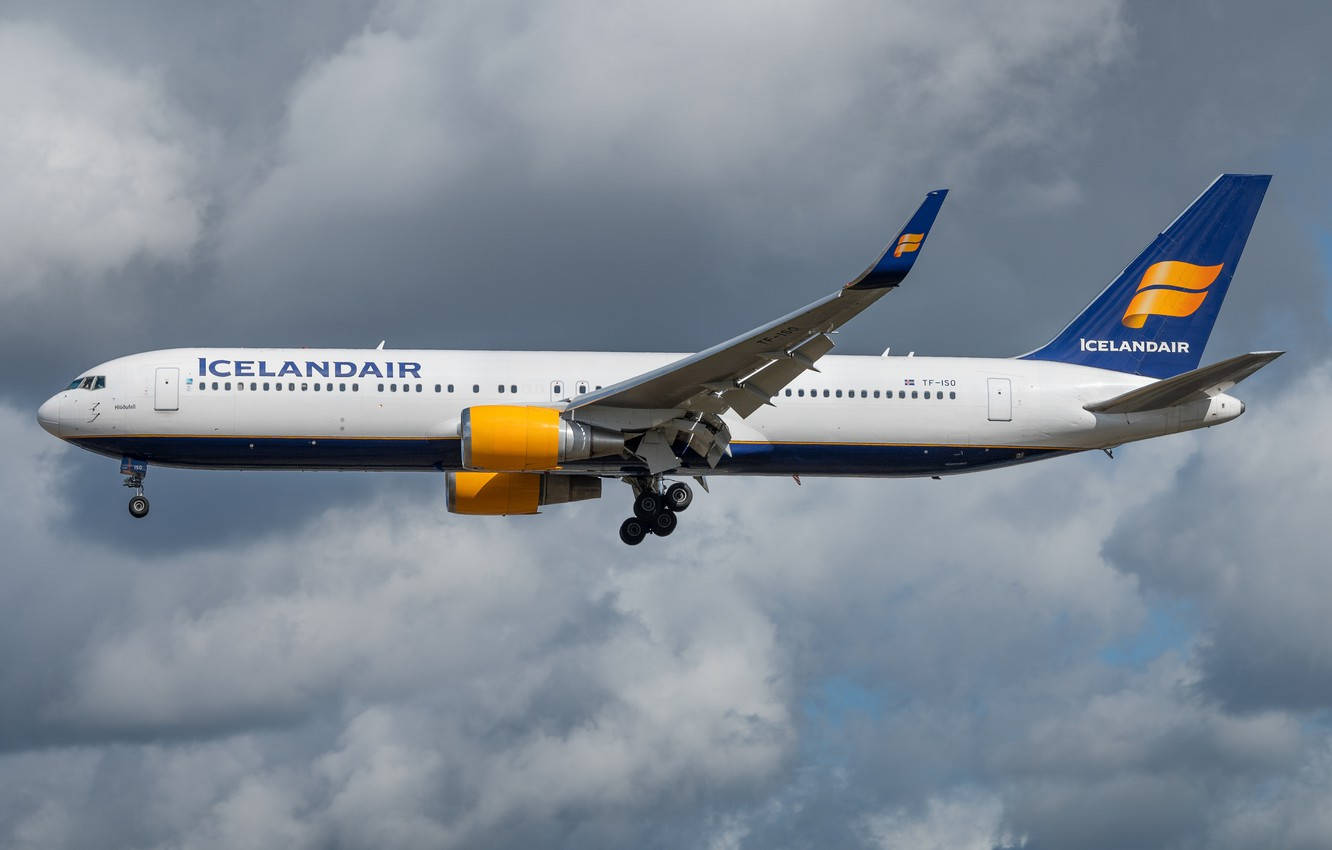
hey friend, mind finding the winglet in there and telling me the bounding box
[845,189,948,290]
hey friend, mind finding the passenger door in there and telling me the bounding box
[155,367,180,411]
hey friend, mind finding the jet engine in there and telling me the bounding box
[446,471,602,515]
[461,406,623,471]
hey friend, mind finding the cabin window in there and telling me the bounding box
[911,390,918,399]
[577,382,588,394]
[352,383,359,392]
[288,383,295,391]
[377,383,384,392]
[472,384,480,393]
[949,391,956,399]
[199,382,206,392]
[784,389,792,397]
[498,384,505,393]
[835,390,842,398]
[552,383,562,396]
[223,382,231,390]
[898,390,905,398]
[873,390,880,398]
[390,384,397,392]
[434,384,441,393]
[275,383,282,391]
[447,384,454,393]
[512,385,519,393]
[797,389,805,397]
[937,393,944,401]
[301,382,308,391]
[339,383,345,392]
[923,391,930,399]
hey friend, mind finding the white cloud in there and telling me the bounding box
[221,0,1125,267]
[0,22,204,297]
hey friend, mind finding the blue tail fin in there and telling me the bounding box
[1021,174,1270,378]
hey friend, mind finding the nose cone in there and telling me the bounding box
[37,396,60,436]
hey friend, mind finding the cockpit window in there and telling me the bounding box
[67,375,107,390]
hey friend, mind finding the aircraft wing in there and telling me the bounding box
[562,190,947,473]
[1084,350,1283,414]
[567,190,947,422]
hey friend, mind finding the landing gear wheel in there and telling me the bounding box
[619,516,647,545]
[665,482,693,512]
[128,495,150,518]
[651,509,677,536]
[634,492,663,520]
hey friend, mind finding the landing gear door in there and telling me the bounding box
[155,367,180,411]
[987,377,1012,422]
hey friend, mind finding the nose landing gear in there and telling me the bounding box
[618,477,692,544]
[121,456,149,519]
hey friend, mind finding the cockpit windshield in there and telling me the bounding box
[66,376,106,390]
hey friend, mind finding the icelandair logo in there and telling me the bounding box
[1121,260,1223,328]
[893,232,924,258]
[1079,338,1190,353]
[198,357,422,379]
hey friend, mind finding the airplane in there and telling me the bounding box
[37,174,1280,545]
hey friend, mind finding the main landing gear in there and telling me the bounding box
[618,479,693,545]
[121,456,150,518]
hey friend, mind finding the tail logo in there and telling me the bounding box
[893,232,924,258]
[1121,261,1223,328]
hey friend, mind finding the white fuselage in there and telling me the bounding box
[38,348,1244,478]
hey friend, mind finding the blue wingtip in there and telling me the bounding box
[846,189,949,290]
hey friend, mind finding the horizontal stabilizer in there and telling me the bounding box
[1085,351,1283,414]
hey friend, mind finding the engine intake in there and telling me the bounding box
[446,471,602,515]
[461,406,623,471]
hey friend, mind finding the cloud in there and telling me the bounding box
[0,22,205,298]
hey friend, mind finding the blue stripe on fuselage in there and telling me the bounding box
[68,435,1074,476]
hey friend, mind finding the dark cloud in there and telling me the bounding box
[4,1,1332,848]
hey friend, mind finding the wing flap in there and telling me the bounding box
[1085,351,1283,414]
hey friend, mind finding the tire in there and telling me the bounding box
[651,509,677,536]
[665,482,693,512]
[128,495,150,518]
[619,517,647,545]
[633,492,662,520]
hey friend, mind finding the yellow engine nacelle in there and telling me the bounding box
[446,471,602,515]
[461,406,623,472]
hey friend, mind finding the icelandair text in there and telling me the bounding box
[1079,339,1189,353]
[199,357,422,379]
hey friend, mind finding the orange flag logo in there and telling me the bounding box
[894,232,924,258]
[1121,261,1223,328]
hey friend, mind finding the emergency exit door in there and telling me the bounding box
[987,377,1011,421]
[155,367,179,411]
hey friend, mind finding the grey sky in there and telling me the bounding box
[3,1,1332,848]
